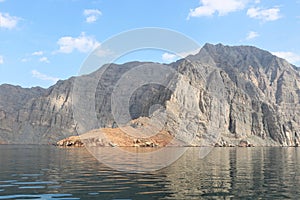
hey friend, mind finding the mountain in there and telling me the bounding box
[0,43,299,146]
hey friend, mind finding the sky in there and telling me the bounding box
[0,0,300,88]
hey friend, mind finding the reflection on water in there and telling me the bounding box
[87,146,189,173]
[162,147,300,199]
[0,145,299,199]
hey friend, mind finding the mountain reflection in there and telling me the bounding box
[160,147,300,199]
[0,146,299,199]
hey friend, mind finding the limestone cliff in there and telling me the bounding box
[169,44,300,146]
[0,43,299,146]
[0,80,76,143]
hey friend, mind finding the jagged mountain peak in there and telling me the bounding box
[187,43,300,76]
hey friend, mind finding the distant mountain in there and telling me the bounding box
[0,43,299,146]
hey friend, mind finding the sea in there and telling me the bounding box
[0,145,299,199]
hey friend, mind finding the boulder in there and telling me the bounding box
[56,136,84,147]
[238,140,254,147]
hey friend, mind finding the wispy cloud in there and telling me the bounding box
[247,7,281,22]
[0,12,20,29]
[272,51,300,65]
[21,57,30,62]
[83,9,102,23]
[246,31,259,40]
[39,56,50,63]
[0,0,6,2]
[31,70,59,83]
[162,53,178,63]
[187,0,247,19]
[0,55,3,64]
[56,32,100,54]
[21,51,47,63]
[32,51,43,56]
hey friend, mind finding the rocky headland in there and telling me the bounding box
[1,43,300,147]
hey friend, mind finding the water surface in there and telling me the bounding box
[0,145,299,199]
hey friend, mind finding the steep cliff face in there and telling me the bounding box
[0,43,299,146]
[182,44,300,146]
[0,79,76,144]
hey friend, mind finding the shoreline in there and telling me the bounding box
[55,135,299,148]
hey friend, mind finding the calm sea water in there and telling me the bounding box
[0,145,299,199]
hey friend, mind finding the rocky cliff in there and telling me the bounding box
[0,43,299,146]
[0,80,76,144]
[180,44,300,146]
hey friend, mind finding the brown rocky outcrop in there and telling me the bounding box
[78,117,179,148]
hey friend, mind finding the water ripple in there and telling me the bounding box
[0,145,299,199]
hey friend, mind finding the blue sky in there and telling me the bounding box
[0,0,300,88]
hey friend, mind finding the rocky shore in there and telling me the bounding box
[214,138,255,147]
[56,134,298,148]
[57,129,176,148]
[56,136,84,147]
[55,117,299,148]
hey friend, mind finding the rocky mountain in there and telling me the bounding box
[0,43,299,146]
[185,44,300,146]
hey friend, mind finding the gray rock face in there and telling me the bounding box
[0,80,76,144]
[0,43,299,146]
[186,43,300,146]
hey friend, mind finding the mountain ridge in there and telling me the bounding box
[0,43,299,146]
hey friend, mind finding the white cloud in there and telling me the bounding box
[56,32,100,54]
[21,58,30,62]
[32,51,43,56]
[187,0,247,18]
[83,9,102,23]
[21,51,45,63]
[0,0,5,2]
[162,53,178,63]
[39,57,50,63]
[247,7,281,22]
[0,12,19,29]
[0,55,3,64]
[246,31,259,40]
[31,70,59,83]
[86,16,97,23]
[83,9,102,16]
[272,52,300,65]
